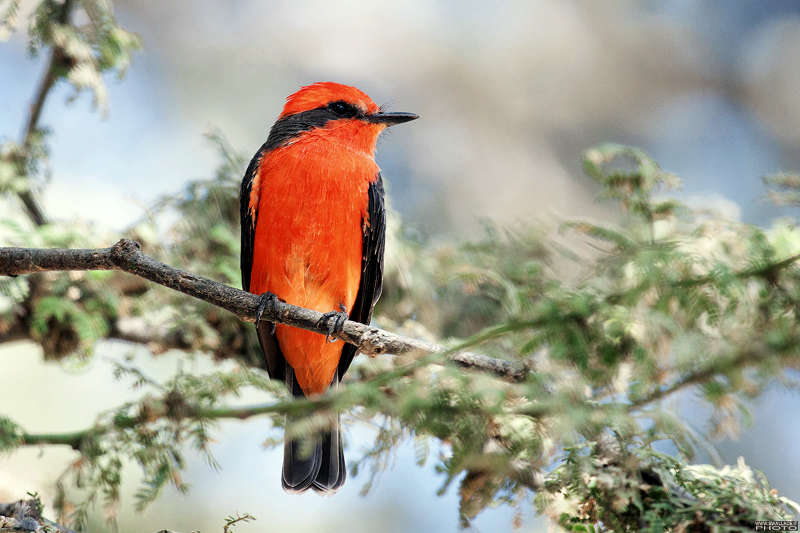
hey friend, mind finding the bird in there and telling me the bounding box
[239,82,418,493]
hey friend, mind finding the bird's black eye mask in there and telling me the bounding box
[264,100,416,151]
[326,100,362,118]
[264,102,363,150]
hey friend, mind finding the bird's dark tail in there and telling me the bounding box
[281,367,346,494]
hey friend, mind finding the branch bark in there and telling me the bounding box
[0,239,528,381]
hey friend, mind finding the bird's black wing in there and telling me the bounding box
[337,173,386,379]
[240,146,261,294]
[240,143,286,381]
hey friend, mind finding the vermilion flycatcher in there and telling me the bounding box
[240,82,417,493]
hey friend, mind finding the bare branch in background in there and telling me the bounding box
[0,239,528,381]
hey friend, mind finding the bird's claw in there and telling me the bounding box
[317,304,348,343]
[256,292,280,335]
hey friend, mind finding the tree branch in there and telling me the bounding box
[14,0,76,227]
[627,340,785,410]
[16,369,546,451]
[0,239,528,381]
[18,396,320,449]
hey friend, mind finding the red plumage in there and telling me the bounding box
[249,128,380,394]
[239,82,417,493]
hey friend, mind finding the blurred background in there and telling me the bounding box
[2,1,800,531]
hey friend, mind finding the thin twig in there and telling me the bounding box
[626,340,792,410]
[19,396,324,449]
[223,513,255,533]
[17,359,548,451]
[0,239,528,381]
[605,252,800,305]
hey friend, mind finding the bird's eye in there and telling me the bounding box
[328,101,358,117]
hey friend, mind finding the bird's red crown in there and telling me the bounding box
[280,82,380,117]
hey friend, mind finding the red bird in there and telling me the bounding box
[240,82,417,493]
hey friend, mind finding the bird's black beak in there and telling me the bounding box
[366,112,419,126]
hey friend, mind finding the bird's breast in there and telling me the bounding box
[248,141,379,394]
[251,141,377,294]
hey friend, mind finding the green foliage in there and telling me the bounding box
[25,491,43,517]
[145,130,245,286]
[31,294,112,355]
[0,127,51,206]
[0,416,23,453]
[0,0,140,363]
[124,131,260,364]
[3,132,799,529]
[48,364,282,528]
[0,217,126,360]
[0,0,21,40]
[28,0,140,110]
[0,141,36,195]
[359,143,800,527]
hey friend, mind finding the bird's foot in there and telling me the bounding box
[316,304,348,343]
[256,291,281,335]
